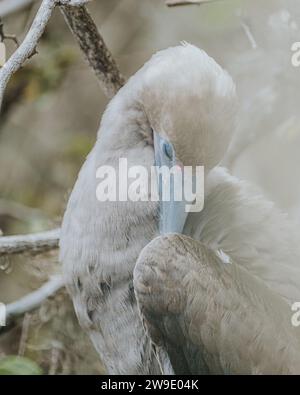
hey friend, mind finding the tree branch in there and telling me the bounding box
[60,4,125,98]
[0,0,56,108]
[6,275,64,320]
[0,18,19,46]
[166,0,220,7]
[0,228,60,257]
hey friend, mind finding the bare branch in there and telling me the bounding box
[0,18,19,46]
[60,5,125,98]
[59,0,92,5]
[0,0,56,108]
[0,0,124,107]
[166,0,220,7]
[0,0,37,18]
[6,275,64,320]
[0,228,60,257]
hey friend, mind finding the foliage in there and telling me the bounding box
[0,355,43,375]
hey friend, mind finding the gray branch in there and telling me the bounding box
[0,0,56,108]
[60,4,125,98]
[0,228,60,257]
[6,275,65,320]
[0,0,124,105]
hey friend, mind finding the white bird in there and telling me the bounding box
[60,43,300,374]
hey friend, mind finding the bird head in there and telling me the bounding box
[138,43,238,169]
[135,44,238,234]
[101,44,238,234]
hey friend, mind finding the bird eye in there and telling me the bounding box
[163,142,173,160]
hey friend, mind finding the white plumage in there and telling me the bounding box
[185,166,300,303]
[60,43,300,374]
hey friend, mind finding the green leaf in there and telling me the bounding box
[0,356,43,375]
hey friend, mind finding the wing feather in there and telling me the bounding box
[184,167,300,302]
[134,234,300,374]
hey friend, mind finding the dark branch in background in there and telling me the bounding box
[166,0,221,6]
[0,17,19,46]
[60,5,125,98]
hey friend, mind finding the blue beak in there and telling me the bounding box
[154,132,189,234]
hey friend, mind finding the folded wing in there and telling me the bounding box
[134,234,300,374]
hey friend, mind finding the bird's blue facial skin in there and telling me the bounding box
[154,132,189,235]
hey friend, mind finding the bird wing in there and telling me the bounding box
[133,233,300,374]
[184,166,300,303]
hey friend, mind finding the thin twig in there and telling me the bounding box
[166,0,221,7]
[0,228,60,257]
[6,275,64,320]
[60,5,125,98]
[59,0,92,5]
[0,18,19,46]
